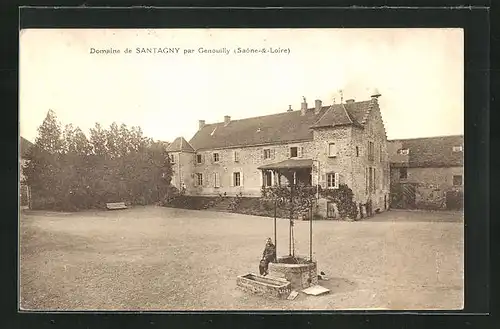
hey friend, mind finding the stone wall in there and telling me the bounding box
[170,151,195,193]
[390,166,464,209]
[311,126,353,190]
[187,140,314,197]
[350,101,390,211]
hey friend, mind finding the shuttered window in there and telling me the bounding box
[327,173,339,189]
[233,172,242,187]
[195,173,203,186]
[328,143,337,157]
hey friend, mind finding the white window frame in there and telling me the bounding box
[328,142,337,157]
[326,172,339,189]
[213,152,220,163]
[233,172,242,187]
[289,146,302,158]
[263,171,273,187]
[368,141,375,160]
[214,172,220,188]
[196,173,203,186]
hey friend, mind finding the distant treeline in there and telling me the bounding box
[23,110,173,211]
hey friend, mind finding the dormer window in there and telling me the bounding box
[452,146,463,152]
[397,148,409,155]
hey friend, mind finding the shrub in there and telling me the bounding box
[320,184,358,220]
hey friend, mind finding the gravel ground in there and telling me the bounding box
[19,206,464,311]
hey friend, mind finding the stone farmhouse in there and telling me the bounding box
[388,135,464,209]
[166,90,391,216]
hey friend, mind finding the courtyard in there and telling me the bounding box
[20,206,464,311]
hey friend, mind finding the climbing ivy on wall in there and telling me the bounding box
[320,184,359,220]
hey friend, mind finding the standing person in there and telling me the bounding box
[259,238,276,276]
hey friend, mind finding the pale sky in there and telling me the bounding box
[20,28,464,143]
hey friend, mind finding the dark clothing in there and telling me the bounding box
[259,243,276,275]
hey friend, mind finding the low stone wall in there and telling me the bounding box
[268,256,318,290]
[236,273,291,299]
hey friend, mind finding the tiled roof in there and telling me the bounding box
[388,135,464,168]
[258,159,314,170]
[166,137,195,153]
[20,137,33,158]
[189,101,373,151]
[312,101,370,128]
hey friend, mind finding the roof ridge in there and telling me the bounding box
[205,105,332,126]
[388,134,464,142]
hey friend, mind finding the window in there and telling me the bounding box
[233,172,241,187]
[368,167,373,192]
[234,151,240,162]
[453,175,463,186]
[399,167,408,180]
[263,171,272,187]
[327,173,339,189]
[213,153,220,162]
[356,146,359,157]
[368,141,374,161]
[196,173,203,186]
[196,154,203,164]
[263,149,271,159]
[214,173,220,188]
[170,154,175,164]
[328,143,337,157]
[452,146,463,152]
[397,148,409,155]
[289,146,302,158]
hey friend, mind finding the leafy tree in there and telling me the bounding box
[25,110,173,211]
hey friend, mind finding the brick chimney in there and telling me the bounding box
[224,115,231,126]
[198,120,206,130]
[346,99,355,104]
[314,99,322,114]
[300,97,307,116]
[287,105,293,112]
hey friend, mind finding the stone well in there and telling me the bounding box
[268,256,318,290]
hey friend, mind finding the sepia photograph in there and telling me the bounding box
[19,28,464,311]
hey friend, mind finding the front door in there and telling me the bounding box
[327,202,336,219]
